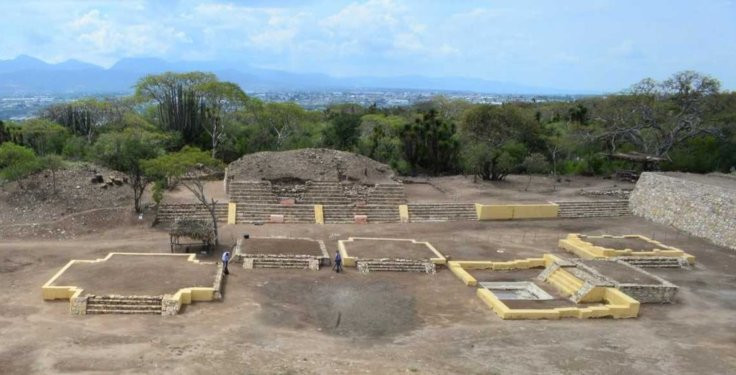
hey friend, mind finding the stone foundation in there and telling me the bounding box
[630,172,736,250]
[70,295,87,315]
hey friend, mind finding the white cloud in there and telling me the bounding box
[67,9,190,60]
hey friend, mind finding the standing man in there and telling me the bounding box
[222,250,230,275]
[333,250,343,273]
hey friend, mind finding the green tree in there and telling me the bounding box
[459,105,539,180]
[400,109,459,174]
[0,120,9,144]
[40,154,65,194]
[591,71,722,158]
[522,153,551,191]
[248,102,319,150]
[135,72,217,144]
[8,119,70,156]
[195,81,249,158]
[0,142,40,189]
[94,129,168,212]
[322,112,362,151]
[143,146,225,245]
[41,98,131,143]
[356,114,405,167]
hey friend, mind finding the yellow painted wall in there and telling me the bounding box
[476,204,514,220]
[559,234,696,263]
[450,258,546,271]
[314,204,324,224]
[476,203,559,220]
[511,204,559,219]
[227,202,237,224]
[399,204,409,223]
[477,287,639,320]
[449,264,477,286]
[337,241,356,267]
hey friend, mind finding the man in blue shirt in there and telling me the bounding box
[333,250,343,273]
[222,251,230,275]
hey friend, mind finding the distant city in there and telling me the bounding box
[0,90,582,120]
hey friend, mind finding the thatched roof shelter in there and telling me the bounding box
[169,218,215,252]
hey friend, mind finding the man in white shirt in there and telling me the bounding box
[222,251,230,275]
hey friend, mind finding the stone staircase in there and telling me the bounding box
[242,254,319,270]
[543,267,584,297]
[235,204,315,224]
[156,203,228,224]
[615,256,690,268]
[86,295,163,315]
[555,200,631,218]
[323,205,400,223]
[300,181,351,204]
[367,184,407,205]
[407,203,477,222]
[228,181,279,203]
[356,259,436,273]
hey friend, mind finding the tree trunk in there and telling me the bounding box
[209,198,219,247]
[525,175,532,191]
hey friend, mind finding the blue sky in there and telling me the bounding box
[2,0,735,92]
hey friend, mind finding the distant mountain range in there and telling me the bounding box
[0,55,578,96]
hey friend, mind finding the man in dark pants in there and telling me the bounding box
[222,251,230,275]
[333,250,343,273]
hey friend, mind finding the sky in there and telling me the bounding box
[2,0,735,92]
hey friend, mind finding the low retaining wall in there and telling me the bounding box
[43,253,222,315]
[630,172,736,251]
[475,203,559,220]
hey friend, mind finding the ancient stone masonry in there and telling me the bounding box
[571,259,678,304]
[156,203,228,224]
[554,200,631,218]
[356,259,436,274]
[629,172,736,251]
[85,295,164,315]
[233,238,327,270]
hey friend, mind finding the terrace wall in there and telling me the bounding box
[630,172,736,251]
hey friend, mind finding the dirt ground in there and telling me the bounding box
[582,236,660,251]
[344,238,438,260]
[52,254,216,296]
[2,216,736,374]
[242,238,324,256]
[0,163,134,226]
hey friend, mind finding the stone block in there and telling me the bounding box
[354,215,368,224]
[70,295,88,315]
[269,214,285,223]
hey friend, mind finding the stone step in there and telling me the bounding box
[252,263,312,269]
[357,260,435,273]
[87,303,161,310]
[87,308,161,315]
[88,297,162,303]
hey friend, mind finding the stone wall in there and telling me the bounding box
[630,172,736,251]
[618,284,678,304]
